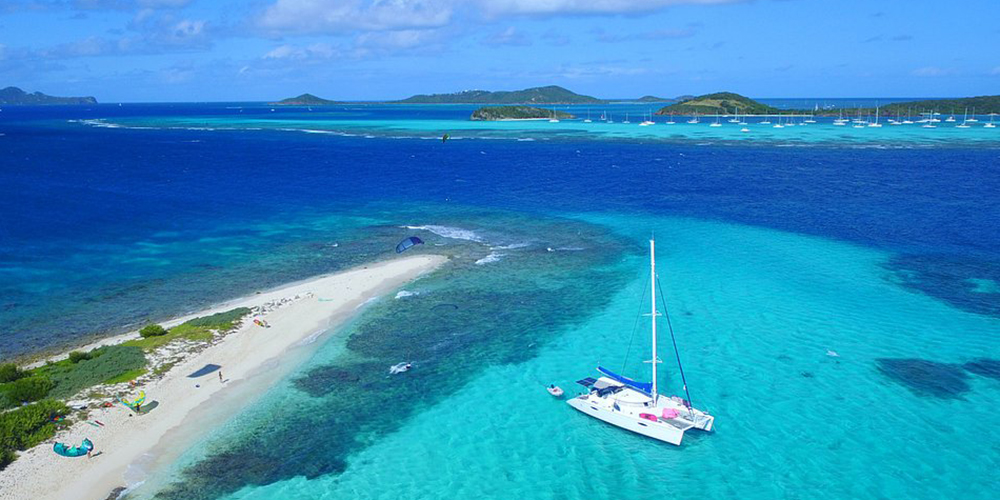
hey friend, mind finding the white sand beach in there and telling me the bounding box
[0,254,447,500]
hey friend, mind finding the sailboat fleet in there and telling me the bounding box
[566,237,714,446]
[546,101,995,132]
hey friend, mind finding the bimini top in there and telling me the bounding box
[597,366,652,394]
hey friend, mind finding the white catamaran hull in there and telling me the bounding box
[567,395,689,445]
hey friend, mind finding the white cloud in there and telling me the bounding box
[482,26,531,47]
[264,42,340,60]
[911,66,952,77]
[478,0,745,17]
[259,0,453,34]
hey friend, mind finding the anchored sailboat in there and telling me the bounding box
[567,238,714,446]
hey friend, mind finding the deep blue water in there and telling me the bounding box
[2,104,999,357]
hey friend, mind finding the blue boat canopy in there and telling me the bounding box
[597,366,653,394]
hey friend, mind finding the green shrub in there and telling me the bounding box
[183,307,251,331]
[0,363,25,384]
[0,448,15,470]
[44,345,147,399]
[0,399,68,470]
[139,324,168,338]
[68,351,92,363]
[1,376,53,404]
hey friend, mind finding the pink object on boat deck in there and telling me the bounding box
[639,413,658,422]
[662,408,680,419]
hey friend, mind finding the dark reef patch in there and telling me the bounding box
[292,365,363,396]
[884,254,1000,318]
[875,358,970,399]
[963,358,1000,380]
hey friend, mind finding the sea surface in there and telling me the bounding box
[1,103,998,499]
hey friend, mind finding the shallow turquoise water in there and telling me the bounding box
[72,104,1000,147]
[137,215,997,500]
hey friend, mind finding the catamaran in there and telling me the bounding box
[567,238,714,446]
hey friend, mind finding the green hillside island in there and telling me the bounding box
[878,95,1000,115]
[270,93,341,106]
[470,106,575,121]
[635,95,676,103]
[0,86,96,105]
[655,92,777,115]
[400,85,602,104]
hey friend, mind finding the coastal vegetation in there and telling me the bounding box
[470,106,575,121]
[0,306,251,469]
[0,86,97,105]
[271,93,341,106]
[125,307,250,350]
[0,399,69,470]
[400,85,602,104]
[655,92,777,115]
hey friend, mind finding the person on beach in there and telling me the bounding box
[219,371,223,382]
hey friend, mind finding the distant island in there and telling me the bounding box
[471,106,575,121]
[271,93,341,106]
[400,85,602,105]
[635,95,675,103]
[0,86,96,105]
[656,92,777,115]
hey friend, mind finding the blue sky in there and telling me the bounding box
[1,0,998,102]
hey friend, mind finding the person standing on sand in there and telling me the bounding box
[219,371,223,382]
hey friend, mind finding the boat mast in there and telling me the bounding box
[650,237,658,400]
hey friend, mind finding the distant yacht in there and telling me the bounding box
[665,113,675,125]
[967,107,979,122]
[686,113,700,124]
[623,112,631,124]
[945,112,956,123]
[584,109,592,123]
[728,107,740,123]
[709,114,722,127]
[985,113,996,128]
[549,107,560,123]
[922,113,937,128]
[956,108,971,128]
[760,114,772,125]
[868,104,882,127]
[640,110,655,126]
[567,237,715,446]
[833,109,847,126]
[773,115,784,128]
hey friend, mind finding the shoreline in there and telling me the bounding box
[0,254,448,500]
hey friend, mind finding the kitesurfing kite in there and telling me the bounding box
[395,236,424,254]
[53,438,93,458]
[119,390,146,411]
